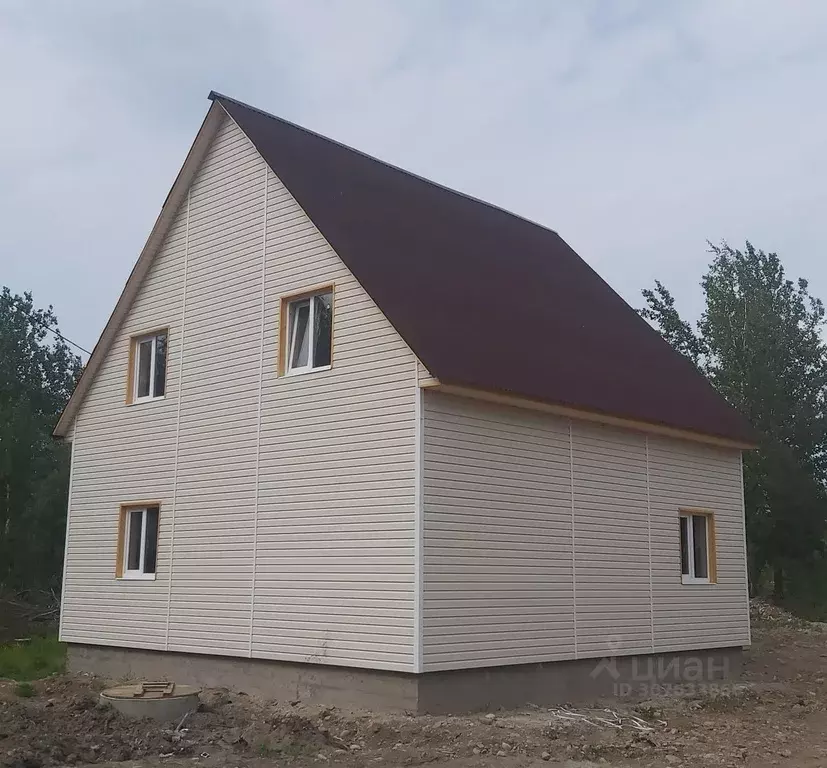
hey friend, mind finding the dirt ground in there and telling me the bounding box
[2,603,827,768]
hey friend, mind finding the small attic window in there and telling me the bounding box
[128,330,167,403]
[281,288,333,375]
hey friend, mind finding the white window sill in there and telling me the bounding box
[681,575,711,585]
[120,572,157,581]
[284,365,332,377]
[129,396,166,406]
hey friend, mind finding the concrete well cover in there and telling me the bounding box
[101,682,201,721]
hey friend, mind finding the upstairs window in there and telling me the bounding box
[283,289,333,375]
[680,511,716,584]
[129,331,167,402]
[118,505,159,580]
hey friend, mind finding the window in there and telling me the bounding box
[680,511,715,584]
[118,505,159,580]
[130,331,167,402]
[284,289,332,375]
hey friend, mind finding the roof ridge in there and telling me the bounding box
[208,90,560,239]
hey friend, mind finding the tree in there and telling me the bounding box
[0,288,82,592]
[640,242,827,599]
[640,280,707,366]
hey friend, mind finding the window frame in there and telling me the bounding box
[279,285,334,377]
[127,328,169,404]
[117,503,160,581]
[679,509,716,585]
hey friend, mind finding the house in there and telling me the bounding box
[54,92,756,713]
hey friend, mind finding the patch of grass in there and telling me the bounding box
[0,635,66,682]
[14,681,35,698]
[695,686,757,712]
[257,741,313,758]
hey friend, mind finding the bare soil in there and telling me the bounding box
[3,603,827,768]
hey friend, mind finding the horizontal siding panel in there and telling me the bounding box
[247,644,411,671]
[426,508,570,528]
[423,650,575,669]
[61,632,167,650]
[425,599,569,613]
[253,589,411,604]
[256,606,413,621]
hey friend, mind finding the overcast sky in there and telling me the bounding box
[1,1,825,357]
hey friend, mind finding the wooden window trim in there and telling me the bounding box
[116,502,161,580]
[278,284,335,376]
[126,327,169,405]
[679,508,717,584]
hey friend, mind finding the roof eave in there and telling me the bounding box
[428,382,759,451]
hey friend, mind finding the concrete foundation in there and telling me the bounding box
[418,648,743,713]
[68,644,743,714]
[68,644,418,712]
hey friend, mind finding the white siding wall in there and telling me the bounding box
[572,423,651,657]
[252,155,416,671]
[422,392,749,672]
[167,116,265,655]
[421,393,575,669]
[61,114,417,671]
[649,437,749,651]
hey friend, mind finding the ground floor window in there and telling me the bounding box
[680,511,715,584]
[117,505,159,579]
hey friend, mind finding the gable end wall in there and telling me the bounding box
[61,114,417,671]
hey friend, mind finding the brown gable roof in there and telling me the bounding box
[214,93,754,446]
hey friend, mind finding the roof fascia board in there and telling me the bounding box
[430,383,758,451]
[53,102,226,438]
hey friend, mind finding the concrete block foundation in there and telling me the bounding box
[68,645,418,712]
[68,644,743,714]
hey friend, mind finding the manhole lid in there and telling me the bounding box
[101,681,201,700]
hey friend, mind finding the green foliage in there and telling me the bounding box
[640,242,827,599]
[771,556,827,621]
[640,280,708,366]
[257,742,313,758]
[0,287,82,591]
[0,636,66,682]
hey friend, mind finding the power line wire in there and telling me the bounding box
[32,318,92,356]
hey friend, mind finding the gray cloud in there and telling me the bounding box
[1,0,825,354]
